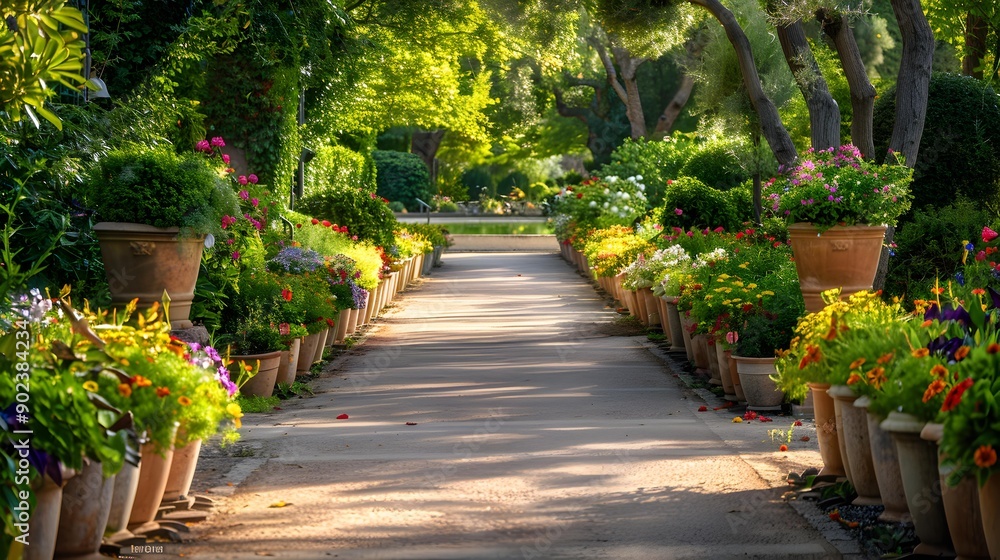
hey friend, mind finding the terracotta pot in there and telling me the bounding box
[413,253,424,280]
[724,350,746,403]
[612,273,626,305]
[234,350,282,398]
[639,287,660,328]
[714,339,738,401]
[692,334,712,378]
[809,382,845,477]
[856,397,910,523]
[787,223,887,313]
[677,311,696,365]
[55,460,114,559]
[980,474,1000,560]
[93,222,204,329]
[828,385,881,506]
[621,287,637,317]
[921,422,990,560]
[333,308,348,344]
[881,412,953,557]
[732,355,783,410]
[654,296,669,338]
[663,297,687,354]
[346,307,360,336]
[104,461,140,543]
[162,437,203,501]
[362,289,376,325]
[129,437,176,529]
[23,473,64,560]
[704,337,723,387]
[276,338,301,386]
[631,289,649,325]
[297,332,322,373]
[313,329,330,362]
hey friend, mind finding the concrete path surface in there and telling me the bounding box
[183,253,841,560]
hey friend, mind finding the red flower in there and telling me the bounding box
[974,445,997,468]
[326,318,335,327]
[576,193,583,199]
[281,288,293,302]
[311,218,319,225]
[156,386,170,398]
[983,226,999,243]
[697,406,708,412]
[370,192,377,199]
[322,220,331,227]
[941,378,975,412]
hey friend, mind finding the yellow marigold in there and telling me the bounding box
[133,375,152,388]
[82,380,99,392]
[117,383,132,398]
[974,445,997,469]
[847,372,863,386]
[930,364,950,379]
[911,348,930,358]
[178,396,193,406]
[877,352,894,365]
[227,402,244,429]
[866,367,887,390]
[954,346,970,361]
[922,379,947,402]
[848,357,866,370]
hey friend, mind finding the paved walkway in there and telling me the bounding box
[186,253,840,559]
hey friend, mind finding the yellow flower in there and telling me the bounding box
[911,348,930,358]
[746,283,757,290]
[82,380,99,392]
[732,417,743,423]
[848,357,866,370]
[227,402,244,429]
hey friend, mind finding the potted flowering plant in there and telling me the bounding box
[85,143,240,328]
[763,145,914,312]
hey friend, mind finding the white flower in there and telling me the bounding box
[636,175,643,181]
[638,184,646,192]
[589,201,597,207]
[610,206,619,213]
[603,202,610,208]
[621,192,630,200]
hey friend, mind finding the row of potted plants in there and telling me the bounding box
[0,137,449,555]
[552,144,1000,557]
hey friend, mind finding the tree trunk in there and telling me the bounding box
[689,0,798,168]
[410,130,445,186]
[591,37,648,139]
[817,10,876,158]
[963,13,987,79]
[654,74,695,137]
[775,20,841,151]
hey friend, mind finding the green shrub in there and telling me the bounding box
[86,146,231,234]
[372,150,431,211]
[678,136,751,191]
[873,73,1000,212]
[438,200,459,212]
[388,201,406,212]
[305,144,375,196]
[660,177,738,231]
[598,134,695,207]
[884,198,995,299]
[497,170,529,197]
[461,166,494,199]
[297,186,398,249]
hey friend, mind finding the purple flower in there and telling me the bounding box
[195,140,211,153]
[674,208,683,216]
[232,251,241,261]
[248,174,259,184]
[239,189,249,200]
[211,137,226,147]
[238,176,249,186]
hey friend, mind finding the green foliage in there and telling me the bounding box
[372,150,431,211]
[679,136,752,191]
[85,146,229,234]
[874,73,1000,213]
[0,1,88,129]
[297,186,399,249]
[598,134,694,206]
[461,166,495,199]
[885,199,995,299]
[497,170,530,197]
[235,394,280,413]
[661,177,738,231]
[305,144,375,197]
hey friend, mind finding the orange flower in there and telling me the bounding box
[942,378,975,412]
[954,346,971,361]
[847,372,864,385]
[877,352,894,365]
[866,367,887,389]
[974,445,997,468]
[798,344,822,370]
[921,319,933,328]
[849,357,866,370]
[779,444,788,452]
[989,343,1000,354]
[922,379,947,402]
[823,317,839,341]
[133,375,152,388]
[972,288,986,295]
[911,348,930,358]
[156,386,170,398]
[931,286,945,295]
[930,364,950,378]
[117,383,132,397]
[178,396,193,406]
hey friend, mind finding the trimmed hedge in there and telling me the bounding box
[372,150,431,211]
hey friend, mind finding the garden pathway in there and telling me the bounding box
[184,252,841,559]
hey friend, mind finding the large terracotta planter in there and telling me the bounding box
[362,289,376,325]
[276,338,301,386]
[93,222,205,329]
[677,311,696,365]
[809,382,845,477]
[612,274,626,306]
[724,350,746,403]
[313,329,330,362]
[297,332,323,373]
[704,337,723,387]
[631,289,649,325]
[640,287,660,328]
[881,412,953,557]
[234,350,282,398]
[654,295,669,337]
[921,422,990,560]
[980,474,1000,560]
[663,297,686,353]
[828,385,881,506]
[346,307,360,336]
[714,340,738,401]
[162,437,203,502]
[691,334,712,378]
[856,397,910,523]
[24,473,65,560]
[787,223,887,313]
[105,462,140,543]
[732,355,783,410]
[129,429,177,530]
[55,460,115,559]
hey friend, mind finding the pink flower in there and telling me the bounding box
[351,235,358,241]
[248,174,258,184]
[983,226,999,243]
[195,140,211,153]
[222,154,231,165]
[239,189,249,200]
[231,251,241,261]
[977,251,987,262]
[226,238,235,245]
[674,208,683,216]
[221,215,237,229]
[370,193,377,199]
[726,331,739,345]
[210,137,226,147]
[238,176,249,186]
[251,198,259,208]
